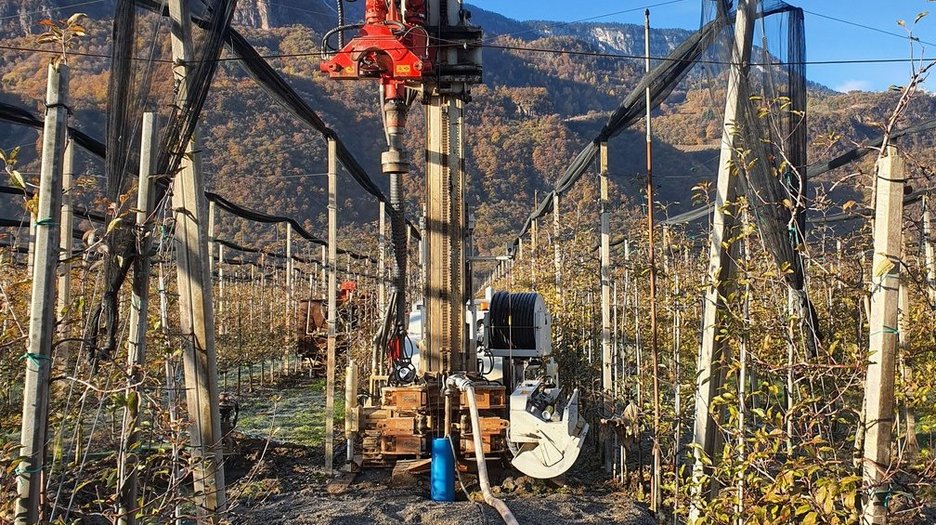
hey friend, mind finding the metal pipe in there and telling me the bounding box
[447,375,519,525]
[345,363,358,462]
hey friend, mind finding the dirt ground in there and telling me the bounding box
[224,436,654,525]
[224,373,655,525]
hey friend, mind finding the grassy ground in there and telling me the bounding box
[236,375,345,448]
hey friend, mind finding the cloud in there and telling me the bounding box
[834,79,872,93]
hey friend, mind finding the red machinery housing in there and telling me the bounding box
[320,0,431,87]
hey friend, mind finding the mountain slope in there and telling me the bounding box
[0,2,933,256]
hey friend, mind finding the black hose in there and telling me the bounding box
[489,292,538,350]
[336,0,345,48]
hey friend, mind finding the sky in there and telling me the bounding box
[467,0,936,92]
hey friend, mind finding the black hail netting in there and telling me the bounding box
[508,1,797,248]
[91,0,166,362]
[0,102,379,261]
[105,0,143,201]
[85,0,238,362]
[504,1,820,349]
[155,0,237,182]
[509,13,731,246]
[205,192,377,263]
[701,0,820,352]
[136,0,419,240]
[0,102,106,158]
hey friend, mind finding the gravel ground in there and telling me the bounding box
[231,484,654,525]
[225,372,654,525]
[226,441,655,525]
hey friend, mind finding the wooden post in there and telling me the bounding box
[158,261,183,525]
[57,137,74,323]
[924,195,935,305]
[320,245,327,296]
[599,141,613,474]
[553,193,562,304]
[345,362,358,463]
[208,199,216,278]
[286,222,293,366]
[861,147,904,525]
[55,136,75,392]
[897,276,917,455]
[15,63,68,525]
[218,244,225,336]
[423,96,466,376]
[167,0,225,517]
[689,1,754,518]
[600,142,612,392]
[118,112,157,525]
[326,137,338,473]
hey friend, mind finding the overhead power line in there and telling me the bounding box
[0,40,931,67]
[802,9,936,49]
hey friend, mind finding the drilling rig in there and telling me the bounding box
[320,0,587,481]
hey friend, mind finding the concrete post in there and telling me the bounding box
[861,147,905,524]
[55,136,75,395]
[56,137,74,327]
[167,0,225,517]
[689,1,754,518]
[15,63,68,524]
[118,112,157,525]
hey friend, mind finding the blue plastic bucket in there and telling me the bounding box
[430,437,456,501]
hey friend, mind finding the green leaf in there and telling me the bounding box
[106,217,123,234]
[9,169,25,190]
[66,12,87,25]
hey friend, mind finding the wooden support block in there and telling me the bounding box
[376,417,416,436]
[382,385,430,410]
[459,385,506,409]
[381,435,425,456]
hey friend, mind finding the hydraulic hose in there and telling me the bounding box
[390,170,407,332]
[447,375,519,525]
[336,0,345,48]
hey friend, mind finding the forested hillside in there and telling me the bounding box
[2,0,935,255]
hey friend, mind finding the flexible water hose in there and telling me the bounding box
[447,375,519,525]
